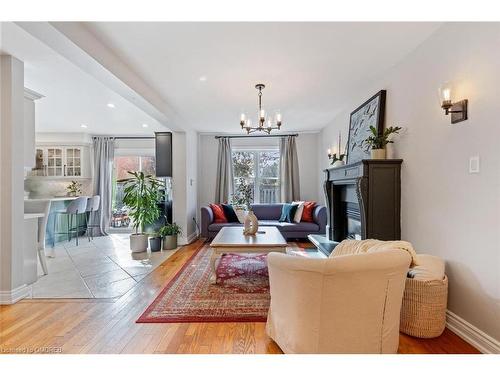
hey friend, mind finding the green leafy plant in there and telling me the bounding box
[363,125,402,150]
[66,180,82,196]
[148,230,161,238]
[118,171,163,234]
[231,177,253,209]
[159,222,182,237]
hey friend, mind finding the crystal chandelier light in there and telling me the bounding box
[240,84,282,134]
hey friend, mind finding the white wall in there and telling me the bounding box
[197,132,320,210]
[318,23,500,341]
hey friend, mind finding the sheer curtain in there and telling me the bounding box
[92,136,115,236]
[215,137,233,204]
[280,135,300,202]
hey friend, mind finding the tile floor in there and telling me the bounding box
[29,233,178,299]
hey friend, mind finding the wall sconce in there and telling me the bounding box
[439,83,468,124]
[327,131,346,167]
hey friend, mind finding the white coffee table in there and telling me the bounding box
[209,226,287,284]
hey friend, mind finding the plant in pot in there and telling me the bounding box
[66,180,82,197]
[363,125,402,159]
[118,171,163,253]
[159,223,182,250]
[148,231,162,252]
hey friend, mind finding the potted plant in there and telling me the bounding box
[159,222,182,250]
[66,180,82,197]
[118,171,163,253]
[363,125,402,159]
[148,231,162,252]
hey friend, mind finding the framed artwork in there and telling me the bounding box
[346,90,386,164]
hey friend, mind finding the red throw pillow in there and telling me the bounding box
[209,204,227,223]
[301,201,317,222]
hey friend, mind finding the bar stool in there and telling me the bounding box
[85,195,101,241]
[52,197,88,247]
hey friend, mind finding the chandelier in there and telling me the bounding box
[240,84,282,134]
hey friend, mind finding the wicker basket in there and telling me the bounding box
[400,275,448,338]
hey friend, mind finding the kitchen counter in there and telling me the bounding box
[24,196,79,202]
[24,196,87,248]
[24,213,45,220]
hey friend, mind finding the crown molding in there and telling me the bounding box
[24,87,44,101]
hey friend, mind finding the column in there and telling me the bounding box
[0,54,28,304]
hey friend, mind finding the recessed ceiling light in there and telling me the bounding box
[107,103,115,108]
[81,124,88,128]
[199,76,207,82]
[142,123,149,128]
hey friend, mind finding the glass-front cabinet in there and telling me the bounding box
[46,147,64,176]
[33,146,88,178]
[65,148,82,177]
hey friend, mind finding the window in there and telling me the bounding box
[232,149,280,204]
[111,155,156,228]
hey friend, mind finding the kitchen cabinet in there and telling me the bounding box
[32,145,90,178]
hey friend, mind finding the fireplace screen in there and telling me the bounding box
[345,203,362,240]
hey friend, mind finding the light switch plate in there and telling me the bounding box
[469,156,480,174]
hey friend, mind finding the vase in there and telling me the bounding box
[130,233,149,253]
[163,235,178,250]
[243,209,258,235]
[149,237,162,252]
[371,148,387,159]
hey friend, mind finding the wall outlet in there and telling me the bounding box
[469,156,480,174]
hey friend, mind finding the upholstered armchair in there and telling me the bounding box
[266,248,411,353]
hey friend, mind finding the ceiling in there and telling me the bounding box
[82,22,443,133]
[1,23,165,135]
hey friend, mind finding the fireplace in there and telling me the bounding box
[309,159,402,256]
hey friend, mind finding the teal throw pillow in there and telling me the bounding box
[279,203,299,223]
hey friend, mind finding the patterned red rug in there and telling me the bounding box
[136,243,270,323]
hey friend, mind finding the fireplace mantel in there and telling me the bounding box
[310,159,402,256]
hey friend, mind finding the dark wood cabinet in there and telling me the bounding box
[323,159,403,246]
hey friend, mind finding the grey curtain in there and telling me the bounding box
[280,135,300,202]
[92,136,115,236]
[215,137,233,203]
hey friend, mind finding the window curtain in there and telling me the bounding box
[280,135,300,202]
[92,136,115,236]
[215,137,233,204]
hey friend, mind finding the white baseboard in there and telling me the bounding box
[0,284,31,305]
[446,310,500,354]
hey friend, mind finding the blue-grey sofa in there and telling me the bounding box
[201,203,327,239]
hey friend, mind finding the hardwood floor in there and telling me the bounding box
[0,239,479,354]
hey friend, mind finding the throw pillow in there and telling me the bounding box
[209,204,227,223]
[221,204,239,223]
[301,201,316,222]
[292,201,305,223]
[279,203,299,223]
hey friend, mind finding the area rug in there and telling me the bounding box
[136,243,270,323]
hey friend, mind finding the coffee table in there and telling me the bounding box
[209,226,287,284]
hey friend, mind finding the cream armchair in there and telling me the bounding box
[266,249,411,353]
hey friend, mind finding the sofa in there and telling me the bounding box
[200,203,327,239]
